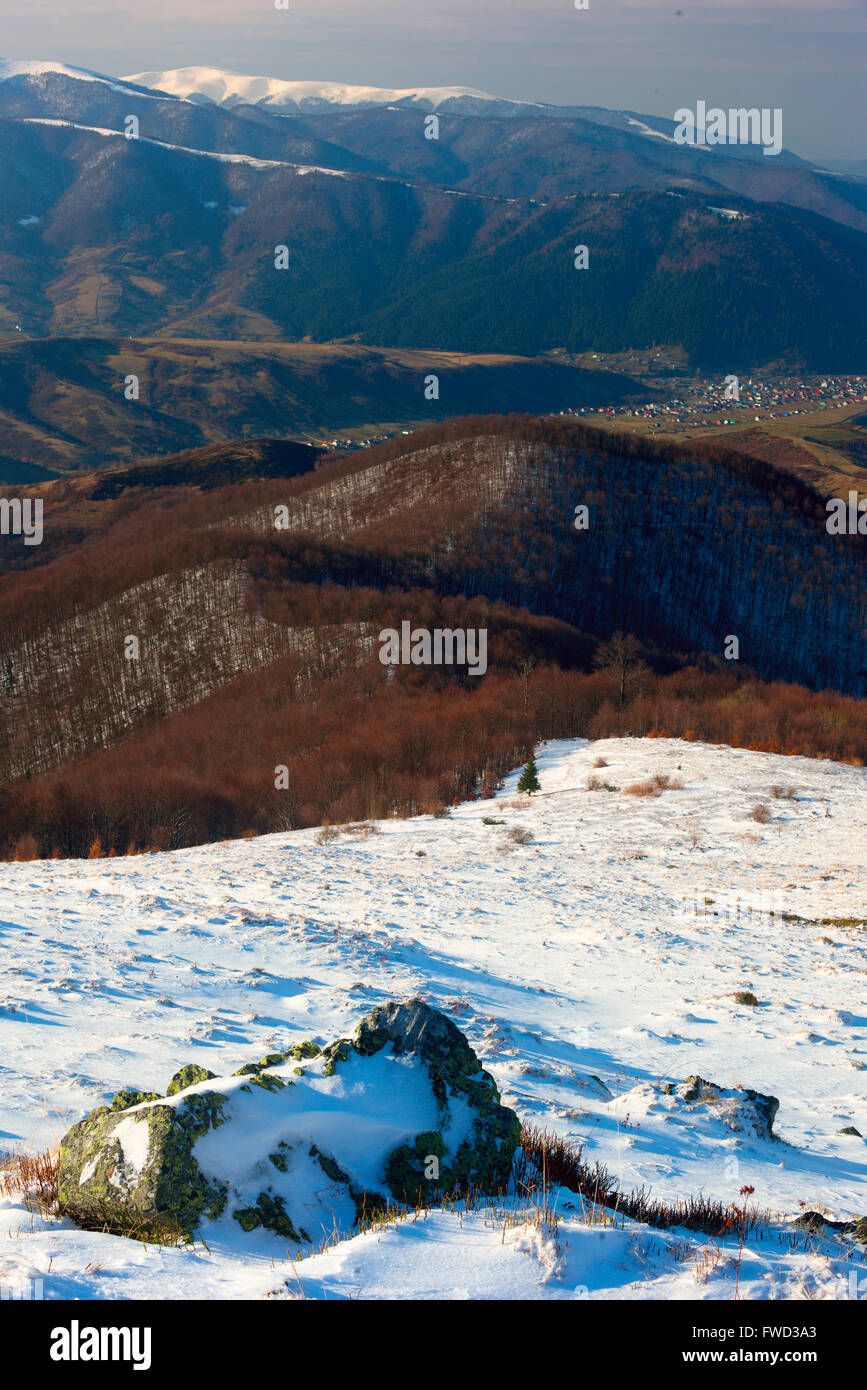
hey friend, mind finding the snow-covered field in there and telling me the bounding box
[1,738,865,1300]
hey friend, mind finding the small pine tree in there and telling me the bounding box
[517,754,541,795]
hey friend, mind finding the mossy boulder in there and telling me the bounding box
[57,1000,521,1247]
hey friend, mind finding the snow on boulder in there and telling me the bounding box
[56,998,521,1244]
[665,1074,780,1141]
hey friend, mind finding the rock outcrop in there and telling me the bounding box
[57,998,521,1243]
[665,1074,780,1141]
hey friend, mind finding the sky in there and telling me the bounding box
[1,0,865,161]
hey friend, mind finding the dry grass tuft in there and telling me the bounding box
[517,1124,768,1237]
[0,1147,59,1216]
[625,772,683,796]
[624,780,660,797]
[586,775,616,792]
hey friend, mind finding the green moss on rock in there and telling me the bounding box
[234,1191,302,1242]
[232,1057,292,1092]
[322,1040,351,1077]
[269,1145,290,1173]
[166,1064,217,1097]
[58,1089,228,1241]
[110,1088,163,1111]
[310,1145,350,1185]
[384,1131,447,1204]
[234,1207,262,1232]
[250,1072,290,1093]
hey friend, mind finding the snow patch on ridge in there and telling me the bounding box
[15,118,348,174]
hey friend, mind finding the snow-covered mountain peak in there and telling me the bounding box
[0,59,103,82]
[0,58,170,98]
[123,65,539,114]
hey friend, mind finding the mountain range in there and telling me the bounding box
[0,59,864,459]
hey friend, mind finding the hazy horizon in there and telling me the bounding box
[1,0,864,163]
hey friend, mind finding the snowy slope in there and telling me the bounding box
[123,66,539,114]
[1,737,865,1300]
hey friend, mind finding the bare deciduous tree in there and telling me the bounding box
[592,632,651,707]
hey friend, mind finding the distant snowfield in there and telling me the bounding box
[1,737,865,1300]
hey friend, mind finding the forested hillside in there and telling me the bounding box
[0,416,864,859]
[1,105,865,370]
